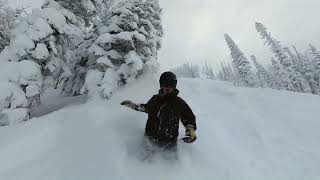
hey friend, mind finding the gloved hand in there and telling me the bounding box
[120,100,135,109]
[182,126,197,143]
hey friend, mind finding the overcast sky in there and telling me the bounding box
[159,0,320,71]
[9,0,320,72]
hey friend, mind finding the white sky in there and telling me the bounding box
[159,0,320,71]
[8,0,320,72]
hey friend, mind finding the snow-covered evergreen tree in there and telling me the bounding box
[284,47,299,66]
[227,63,236,82]
[171,62,200,78]
[255,22,311,93]
[202,61,215,79]
[217,70,224,81]
[288,46,320,94]
[224,34,256,87]
[293,46,304,62]
[220,63,228,81]
[48,0,116,96]
[0,0,20,52]
[219,62,235,82]
[94,0,115,24]
[54,0,97,27]
[218,63,227,81]
[287,47,304,73]
[0,0,86,123]
[269,58,287,90]
[251,55,271,87]
[303,44,320,94]
[80,0,163,98]
[309,44,320,74]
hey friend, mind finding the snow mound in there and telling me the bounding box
[0,108,29,126]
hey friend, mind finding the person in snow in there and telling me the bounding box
[120,71,197,156]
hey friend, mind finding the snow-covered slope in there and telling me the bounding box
[0,75,320,179]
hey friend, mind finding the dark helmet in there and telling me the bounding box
[159,71,177,88]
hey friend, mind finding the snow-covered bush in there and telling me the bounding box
[0,82,30,126]
[81,0,163,98]
[171,62,200,78]
[0,108,30,126]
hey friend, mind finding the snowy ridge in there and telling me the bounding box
[0,75,320,179]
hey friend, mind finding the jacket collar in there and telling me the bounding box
[158,88,179,100]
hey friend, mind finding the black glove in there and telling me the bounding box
[120,100,135,109]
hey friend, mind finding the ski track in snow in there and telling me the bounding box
[1,75,320,179]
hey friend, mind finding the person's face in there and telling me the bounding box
[161,86,174,95]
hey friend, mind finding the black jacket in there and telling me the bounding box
[141,89,196,143]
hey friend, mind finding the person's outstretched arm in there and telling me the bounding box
[120,95,156,113]
[120,100,147,112]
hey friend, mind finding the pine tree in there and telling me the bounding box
[284,47,308,82]
[251,55,271,87]
[309,44,320,73]
[0,0,85,110]
[255,22,311,93]
[55,0,118,27]
[224,34,256,87]
[94,0,115,24]
[219,63,228,81]
[269,58,286,90]
[304,59,320,95]
[0,0,19,52]
[293,46,304,62]
[284,47,299,65]
[217,70,224,81]
[305,44,320,94]
[219,62,235,82]
[284,47,307,85]
[81,0,163,98]
[202,61,215,79]
[53,0,98,27]
[287,46,320,94]
[227,63,236,82]
[171,62,200,78]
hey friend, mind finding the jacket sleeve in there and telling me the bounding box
[133,95,156,113]
[178,97,197,130]
[131,104,147,113]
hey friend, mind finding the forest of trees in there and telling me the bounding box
[173,22,320,96]
[219,22,320,95]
